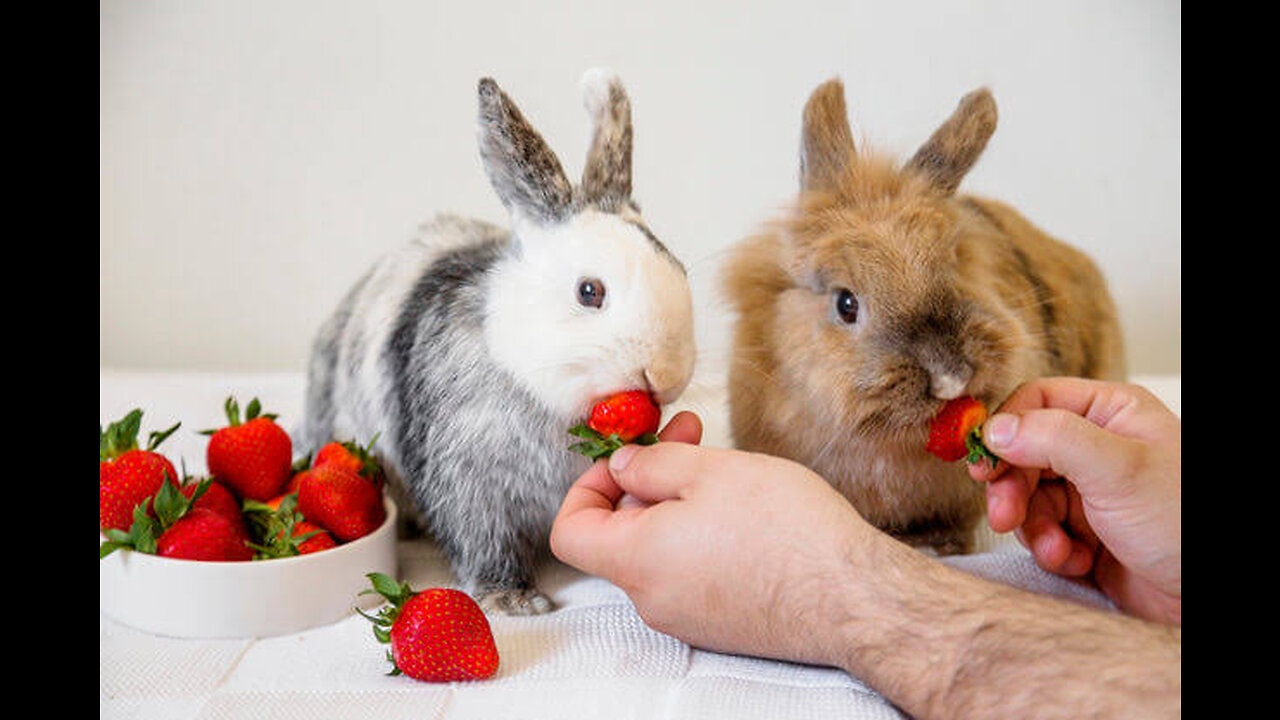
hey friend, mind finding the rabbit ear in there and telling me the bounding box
[906,88,997,195]
[477,78,574,223]
[800,78,857,191]
[580,69,633,202]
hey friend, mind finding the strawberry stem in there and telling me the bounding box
[964,427,1000,468]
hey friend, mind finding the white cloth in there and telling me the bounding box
[100,370,1180,720]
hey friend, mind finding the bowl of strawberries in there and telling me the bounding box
[99,398,399,639]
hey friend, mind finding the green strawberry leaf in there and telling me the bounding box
[100,409,144,461]
[291,453,313,473]
[245,398,262,421]
[384,650,402,676]
[145,421,182,452]
[224,396,241,427]
[964,427,1000,468]
[567,424,601,440]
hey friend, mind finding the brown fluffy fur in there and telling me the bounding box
[722,79,1124,554]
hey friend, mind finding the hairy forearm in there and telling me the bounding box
[829,536,1181,720]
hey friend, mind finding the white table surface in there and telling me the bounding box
[100,370,1180,720]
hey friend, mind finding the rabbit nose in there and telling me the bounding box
[644,359,693,406]
[929,364,973,400]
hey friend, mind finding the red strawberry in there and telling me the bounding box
[567,390,662,460]
[100,478,250,561]
[314,436,386,490]
[297,463,386,542]
[99,409,181,532]
[588,390,661,441]
[157,508,254,562]
[203,397,293,501]
[181,478,248,536]
[926,396,1000,466]
[358,573,499,682]
[242,492,338,558]
[291,520,338,554]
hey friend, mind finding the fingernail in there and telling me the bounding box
[985,413,1018,450]
[609,445,639,472]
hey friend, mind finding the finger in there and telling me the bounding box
[1063,482,1100,549]
[657,411,703,445]
[607,440,717,503]
[550,461,632,575]
[982,408,1146,497]
[967,456,1008,483]
[984,465,1037,533]
[996,377,1129,418]
[1020,482,1096,577]
[1022,484,1072,572]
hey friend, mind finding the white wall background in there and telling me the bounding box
[100,0,1181,376]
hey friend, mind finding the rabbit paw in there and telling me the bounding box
[477,588,556,616]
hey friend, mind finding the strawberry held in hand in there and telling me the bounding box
[568,390,662,460]
[926,396,1000,466]
[100,409,181,532]
[358,573,499,682]
[203,396,293,501]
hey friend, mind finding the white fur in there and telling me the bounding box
[484,209,695,420]
[330,214,495,464]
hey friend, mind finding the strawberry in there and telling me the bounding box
[99,409,181,532]
[358,573,499,682]
[202,396,293,501]
[314,436,386,490]
[181,477,245,530]
[243,493,337,558]
[290,520,339,554]
[568,390,662,460]
[157,507,254,562]
[296,463,386,542]
[100,478,250,562]
[926,396,1000,466]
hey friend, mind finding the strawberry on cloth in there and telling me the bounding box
[358,573,499,682]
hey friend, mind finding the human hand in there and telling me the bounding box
[550,411,874,667]
[969,378,1181,624]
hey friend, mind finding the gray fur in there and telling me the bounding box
[581,78,632,202]
[303,219,590,607]
[385,234,587,594]
[302,76,662,615]
[477,78,574,223]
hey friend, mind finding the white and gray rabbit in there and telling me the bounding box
[301,70,695,614]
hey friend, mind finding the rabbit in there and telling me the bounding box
[301,70,695,614]
[721,78,1124,555]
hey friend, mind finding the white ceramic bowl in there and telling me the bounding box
[99,497,398,639]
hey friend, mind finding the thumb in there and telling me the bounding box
[983,408,1146,498]
[607,440,713,503]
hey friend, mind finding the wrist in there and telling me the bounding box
[822,530,991,715]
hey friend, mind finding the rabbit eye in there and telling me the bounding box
[577,277,606,309]
[834,288,860,324]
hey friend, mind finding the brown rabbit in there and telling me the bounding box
[721,79,1124,554]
